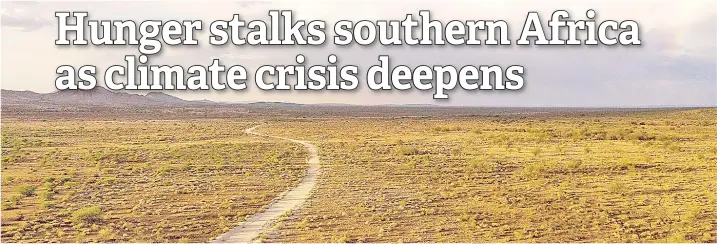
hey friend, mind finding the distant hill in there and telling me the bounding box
[2,88,703,119]
[144,91,189,104]
[1,87,213,109]
[0,87,353,110]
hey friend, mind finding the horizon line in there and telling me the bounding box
[2,88,715,109]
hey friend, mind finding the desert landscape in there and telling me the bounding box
[1,88,715,242]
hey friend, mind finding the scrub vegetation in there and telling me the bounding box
[260,108,716,242]
[1,120,307,242]
[1,108,715,242]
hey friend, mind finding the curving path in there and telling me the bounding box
[213,124,320,243]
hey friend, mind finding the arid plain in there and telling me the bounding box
[1,104,715,242]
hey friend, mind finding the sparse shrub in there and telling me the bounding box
[607,181,626,195]
[296,217,310,230]
[634,131,656,141]
[71,206,103,224]
[16,185,37,197]
[98,228,115,240]
[565,159,582,173]
[155,165,172,176]
[395,146,419,156]
[433,126,460,132]
[616,158,636,171]
[405,161,417,169]
[683,203,703,223]
[102,177,117,185]
[513,230,528,240]
[330,233,348,243]
[667,144,681,152]
[3,176,15,185]
[66,168,77,178]
[40,201,56,209]
[38,189,54,201]
[530,147,542,157]
[468,159,495,173]
[3,195,23,210]
[697,154,706,161]
[451,147,462,156]
[220,200,232,209]
[519,163,546,179]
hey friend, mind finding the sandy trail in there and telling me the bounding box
[213,124,320,243]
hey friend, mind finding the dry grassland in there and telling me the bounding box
[261,109,716,242]
[1,108,714,243]
[1,120,307,242]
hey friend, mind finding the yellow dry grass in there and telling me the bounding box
[1,108,714,243]
[1,120,307,242]
[261,109,716,242]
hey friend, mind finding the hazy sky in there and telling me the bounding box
[2,0,715,106]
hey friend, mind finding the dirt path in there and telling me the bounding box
[213,124,320,243]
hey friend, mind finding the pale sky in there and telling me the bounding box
[1,0,715,106]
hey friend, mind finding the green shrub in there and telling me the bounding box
[40,201,56,209]
[16,185,37,197]
[3,195,23,210]
[71,206,103,224]
[38,190,54,201]
[3,176,15,185]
